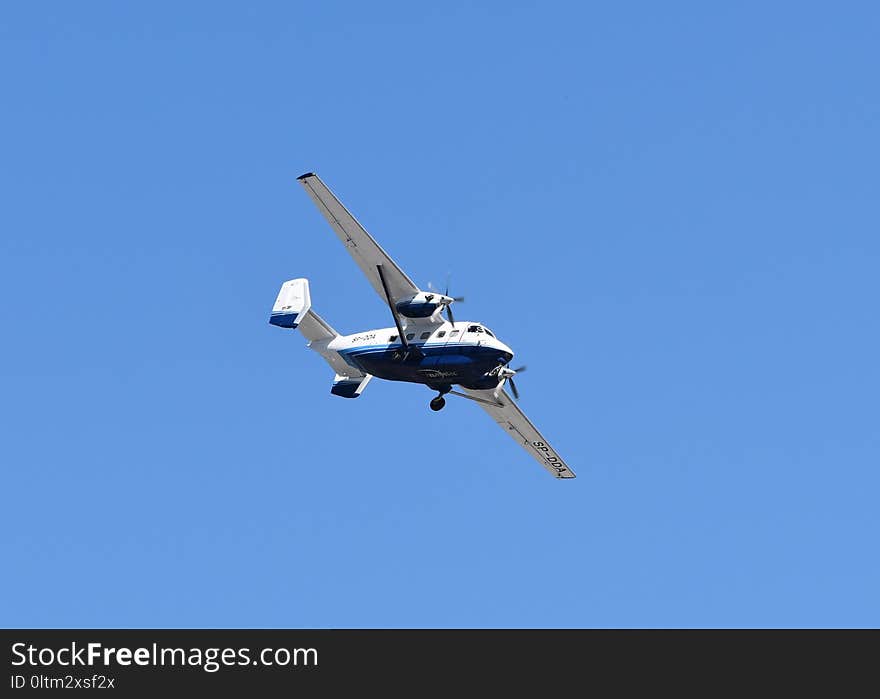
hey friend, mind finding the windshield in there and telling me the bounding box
[467,325,495,337]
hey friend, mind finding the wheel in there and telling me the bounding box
[430,396,446,411]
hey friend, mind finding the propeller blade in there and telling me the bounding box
[444,274,464,301]
[432,274,463,303]
[510,365,527,373]
[436,273,462,322]
[508,376,520,400]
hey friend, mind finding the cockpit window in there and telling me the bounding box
[468,325,482,333]
[483,328,495,338]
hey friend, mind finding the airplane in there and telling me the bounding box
[269,173,575,479]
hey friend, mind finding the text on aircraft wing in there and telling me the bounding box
[461,387,576,479]
[297,173,420,304]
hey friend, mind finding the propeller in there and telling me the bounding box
[492,364,526,400]
[506,365,526,400]
[428,275,464,326]
[443,274,465,303]
[508,377,520,400]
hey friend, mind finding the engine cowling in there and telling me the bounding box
[395,292,451,318]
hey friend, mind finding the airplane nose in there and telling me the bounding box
[496,341,514,364]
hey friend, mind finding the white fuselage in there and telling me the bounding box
[329,321,514,389]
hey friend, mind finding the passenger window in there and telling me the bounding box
[420,331,430,339]
[406,333,415,340]
[450,330,459,336]
[437,331,446,338]
[390,335,398,342]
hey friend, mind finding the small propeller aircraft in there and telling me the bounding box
[269,173,575,479]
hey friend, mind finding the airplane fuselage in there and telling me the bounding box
[329,320,513,391]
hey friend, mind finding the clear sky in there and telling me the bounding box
[2,2,878,628]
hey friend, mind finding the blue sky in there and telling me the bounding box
[1,2,878,627]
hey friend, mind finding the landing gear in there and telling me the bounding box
[429,385,451,411]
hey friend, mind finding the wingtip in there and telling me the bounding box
[296,172,316,181]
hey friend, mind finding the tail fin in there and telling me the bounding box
[269,277,340,342]
[269,278,312,329]
[269,278,372,398]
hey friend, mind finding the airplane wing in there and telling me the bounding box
[297,172,420,304]
[461,387,576,479]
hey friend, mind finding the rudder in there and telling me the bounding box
[269,278,311,329]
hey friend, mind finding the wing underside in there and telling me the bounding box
[297,172,420,304]
[462,387,576,479]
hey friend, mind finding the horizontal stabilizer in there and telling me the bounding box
[269,277,367,387]
[331,373,373,399]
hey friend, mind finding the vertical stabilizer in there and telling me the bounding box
[269,278,311,329]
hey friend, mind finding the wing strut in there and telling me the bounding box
[376,264,422,360]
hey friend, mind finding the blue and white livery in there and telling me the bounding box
[269,173,575,479]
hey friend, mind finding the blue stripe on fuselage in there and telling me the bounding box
[339,341,473,355]
[338,342,511,386]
